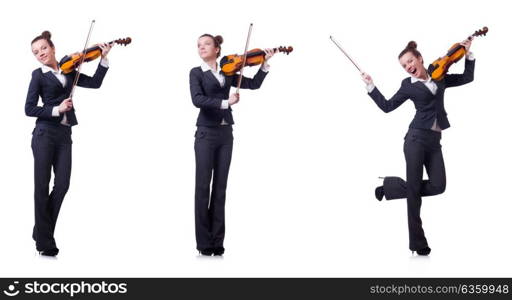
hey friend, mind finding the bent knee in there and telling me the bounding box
[431,182,446,195]
[54,183,70,195]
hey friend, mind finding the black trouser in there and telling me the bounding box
[382,128,446,251]
[31,123,72,251]
[194,125,233,251]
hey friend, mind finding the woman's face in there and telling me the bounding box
[197,36,218,61]
[31,39,56,66]
[399,51,426,79]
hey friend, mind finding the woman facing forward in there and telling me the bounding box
[26,31,112,256]
[189,34,275,256]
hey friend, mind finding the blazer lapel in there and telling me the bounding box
[205,70,222,88]
[42,70,66,89]
[433,79,445,91]
[410,79,435,95]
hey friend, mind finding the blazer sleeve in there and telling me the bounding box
[368,80,409,113]
[76,63,109,88]
[25,70,54,119]
[444,58,475,88]
[230,68,268,89]
[189,68,223,109]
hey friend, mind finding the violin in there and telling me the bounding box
[59,37,132,74]
[428,27,487,81]
[220,46,293,76]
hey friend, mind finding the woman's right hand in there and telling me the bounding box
[58,98,73,113]
[228,93,240,106]
[361,72,374,85]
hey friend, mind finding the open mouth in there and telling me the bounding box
[410,67,417,76]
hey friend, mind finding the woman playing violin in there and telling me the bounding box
[189,33,275,256]
[361,39,474,256]
[26,31,112,256]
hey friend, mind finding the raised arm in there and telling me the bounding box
[231,68,268,90]
[231,50,273,90]
[445,56,475,88]
[76,60,109,89]
[362,73,409,113]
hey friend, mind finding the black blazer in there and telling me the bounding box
[189,67,268,126]
[368,58,475,130]
[25,64,109,126]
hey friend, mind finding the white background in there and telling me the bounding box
[0,0,510,277]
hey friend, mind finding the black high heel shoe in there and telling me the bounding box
[213,247,224,256]
[412,247,431,256]
[375,186,384,201]
[199,248,213,256]
[39,248,59,257]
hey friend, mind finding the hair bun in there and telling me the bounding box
[41,31,52,39]
[214,35,223,45]
[406,41,417,49]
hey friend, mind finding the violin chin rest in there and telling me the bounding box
[58,55,71,67]
[219,56,229,68]
[427,64,437,76]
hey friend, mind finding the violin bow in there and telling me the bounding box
[236,23,253,94]
[330,35,362,73]
[69,20,95,99]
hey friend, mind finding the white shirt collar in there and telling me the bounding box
[41,64,61,74]
[411,74,432,83]
[200,61,219,73]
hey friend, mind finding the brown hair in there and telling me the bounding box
[398,41,422,60]
[199,34,223,57]
[31,31,54,48]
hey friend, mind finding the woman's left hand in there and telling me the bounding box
[98,43,113,58]
[263,48,276,61]
[460,38,472,52]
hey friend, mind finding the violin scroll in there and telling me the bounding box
[277,46,293,54]
[472,27,488,38]
[113,37,132,46]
